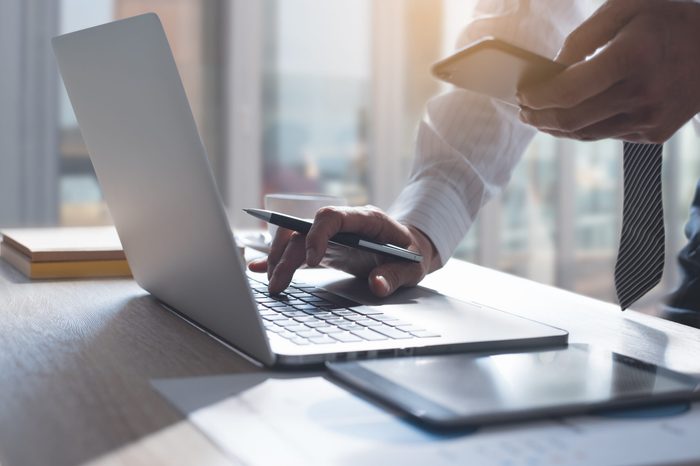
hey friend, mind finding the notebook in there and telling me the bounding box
[0,226,131,279]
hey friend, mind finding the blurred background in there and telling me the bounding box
[1,0,699,312]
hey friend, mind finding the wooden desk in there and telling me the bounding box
[0,257,699,466]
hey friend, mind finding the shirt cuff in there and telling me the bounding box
[388,177,476,267]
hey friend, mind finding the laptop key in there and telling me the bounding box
[338,323,364,331]
[355,319,383,327]
[296,329,322,338]
[309,335,337,345]
[300,296,325,303]
[410,330,441,338]
[293,315,317,323]
[267,301,291,308]
[278,308,299,315]
[350,328,388,341]
[318,302,349,310]
[319,315,345,322]
[279,324,308,333]
[303,311,333,319]
[372,326,412,340]
[305,321,332,329]
[344,315,368,322]
[353,307,384,316]
[324,318,348,325]
[394,324,426,333]
[371,314,400,323]
[262,314,288,322]
[317,326,344,334]
[291,337,310,345]
[295,304,321,311]
[331,332,363,343]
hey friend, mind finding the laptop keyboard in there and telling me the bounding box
[249,277,440,345]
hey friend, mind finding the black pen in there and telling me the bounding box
[243,208,422,263]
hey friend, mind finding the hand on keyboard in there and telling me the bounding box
[248,205,440,297]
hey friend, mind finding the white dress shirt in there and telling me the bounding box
[389,0,590,265]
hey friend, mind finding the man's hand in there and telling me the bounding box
[248,205,440,297]
[518,0,700,143]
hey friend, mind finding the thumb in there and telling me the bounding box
[368,262,423,298]
[556,0,639,65]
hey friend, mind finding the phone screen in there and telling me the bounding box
[432,38,565,105]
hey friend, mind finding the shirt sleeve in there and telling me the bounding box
[389,0,587,265]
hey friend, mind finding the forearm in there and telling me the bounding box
[390,0,587,263]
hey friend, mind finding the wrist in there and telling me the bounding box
[406,225,441,273]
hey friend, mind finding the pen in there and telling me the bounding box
[243,208,422,263]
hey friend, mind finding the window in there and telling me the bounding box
[58,0,223,225]
[260,0,372,205]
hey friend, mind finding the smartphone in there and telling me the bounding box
[327,344,700,428]
[431,37,565,106]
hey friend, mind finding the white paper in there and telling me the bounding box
[154,375,700,466]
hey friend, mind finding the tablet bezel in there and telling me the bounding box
[326,344,700,428]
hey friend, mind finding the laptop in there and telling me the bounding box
[52,13,567,367]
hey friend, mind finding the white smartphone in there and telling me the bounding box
[432,37,566,106]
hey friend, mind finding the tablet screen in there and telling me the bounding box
[329,345,699,425]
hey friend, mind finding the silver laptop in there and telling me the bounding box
[52,13,567,367]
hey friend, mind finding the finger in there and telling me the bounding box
[248,258,268,273]
[541,113,640,142]
[519,81,631,132]
[616,133,646,143]
[519,39,629,110]
[368,262,425,298]
[556,0,643,64]
[266,228,295,280]
[305,206,413,266]
[268,232,307,294]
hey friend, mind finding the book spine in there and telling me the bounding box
[1,243,131,279]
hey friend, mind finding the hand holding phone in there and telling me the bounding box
[432,37,565,106]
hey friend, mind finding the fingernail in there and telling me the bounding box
[515,92,524,105]
[268,273,280,294]
[306,247,318,265]
[376,275,391,295]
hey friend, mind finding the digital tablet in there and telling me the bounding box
[431,37,566,106]
[326,344,700,428]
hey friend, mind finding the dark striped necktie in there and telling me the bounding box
[614,142,665,310]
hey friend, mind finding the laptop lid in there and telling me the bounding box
[52,14,275,366]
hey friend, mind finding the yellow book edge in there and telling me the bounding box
[1,242,131,279]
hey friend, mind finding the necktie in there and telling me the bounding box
[614,142,665,310]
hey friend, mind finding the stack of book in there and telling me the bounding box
[0,226,131,279]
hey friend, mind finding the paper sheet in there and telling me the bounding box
[153,375,700,466]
